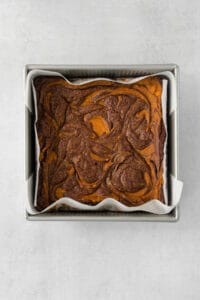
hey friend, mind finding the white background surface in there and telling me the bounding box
[0,0,199,299]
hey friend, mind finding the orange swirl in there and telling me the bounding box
[34,76,166,211]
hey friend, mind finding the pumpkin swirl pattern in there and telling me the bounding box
[33,76,166,211]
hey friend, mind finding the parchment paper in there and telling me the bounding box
[26,69,183,215]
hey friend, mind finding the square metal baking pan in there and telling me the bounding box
[25,64,179,221]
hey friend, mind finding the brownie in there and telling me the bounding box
[33,76,166,211]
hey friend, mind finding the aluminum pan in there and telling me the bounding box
[25,64,179,221]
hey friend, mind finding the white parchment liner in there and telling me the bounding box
[26,69,183,215]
